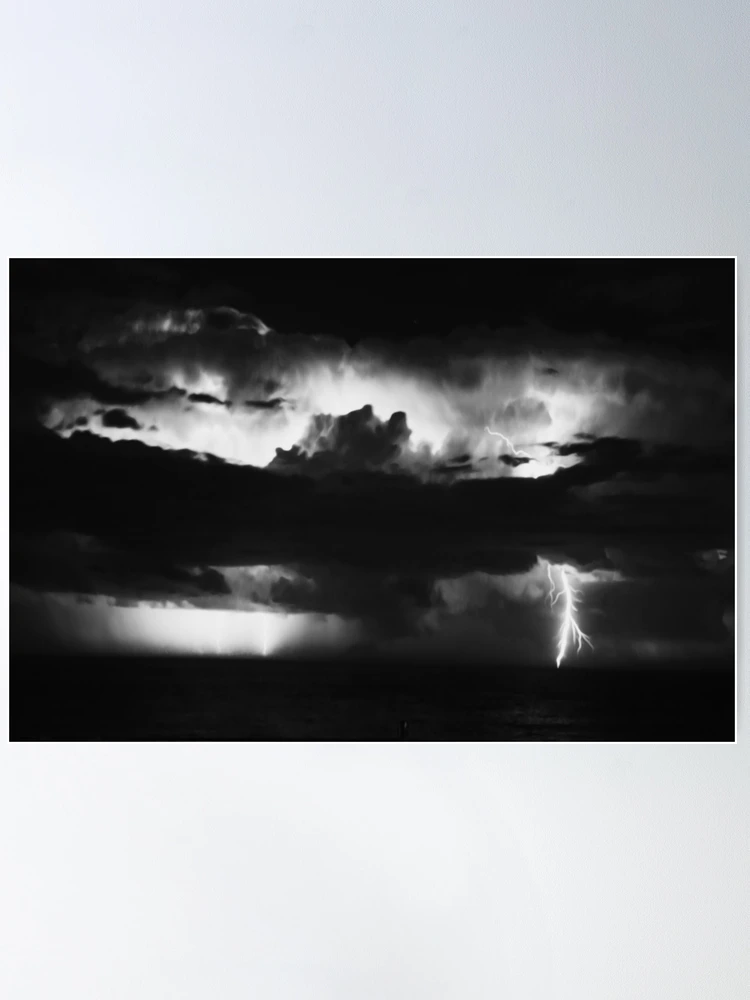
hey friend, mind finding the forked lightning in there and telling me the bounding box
[546,562,594,667]
[485,426,533,459]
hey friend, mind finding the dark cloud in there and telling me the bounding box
[10,530,231,605]
[11,350,148,414]
[552,437,645,486]
[244,398,287,409]
[101,408,143,430]
[269,405,412,477]
[188,392,230,406]
[433,461,475,476]
[10,348,189,419]
[605,545,714,581]
[549,436,733,496]
[10,424,733,588]
[693,548,733,575]
[584,577,729,643]
[10,258,733,344]
[266,565,435,638]
[202,306,258,332]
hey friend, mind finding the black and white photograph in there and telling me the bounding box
[10,258,736,740]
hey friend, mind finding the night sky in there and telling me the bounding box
[10,259,735,671]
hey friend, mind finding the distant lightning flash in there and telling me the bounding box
[262,614,269,657]
[485,426,533,459]
[546,563,593,667]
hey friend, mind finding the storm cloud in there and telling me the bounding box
[9,259,735,667]
[269,405,413,477]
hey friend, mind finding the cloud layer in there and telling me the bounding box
[10,261,735,661]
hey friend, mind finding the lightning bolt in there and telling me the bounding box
[485,426,533,459]
[546,563,593,667]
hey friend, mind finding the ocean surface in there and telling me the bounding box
[10,654,735,741]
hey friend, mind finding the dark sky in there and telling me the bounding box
[9,259,735,663]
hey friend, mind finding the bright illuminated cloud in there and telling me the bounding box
[10,584,363,657]
[35,306,733,482]
[125,606,362,657]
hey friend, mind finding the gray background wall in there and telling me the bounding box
[2,3,747,998]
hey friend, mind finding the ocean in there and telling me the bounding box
[10,654,735,741]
